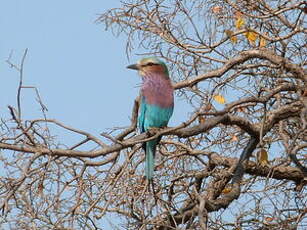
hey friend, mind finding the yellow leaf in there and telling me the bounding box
[265,217,274,222]
[257,148,269,166]
[235,17,245,29]
[230,35,238,44]
[222,186,232,194]
[213,94,226,104]
[259,36,267,47]
[245,31,258,44]
[225,30,238,44]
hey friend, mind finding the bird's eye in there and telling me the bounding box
[140,62,157,67]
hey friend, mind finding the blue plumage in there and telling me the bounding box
[139,96,173,179]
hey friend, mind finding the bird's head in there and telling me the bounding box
[127,57,169,77]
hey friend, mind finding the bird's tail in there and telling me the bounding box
[145,140,157,180]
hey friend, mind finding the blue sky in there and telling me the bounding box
[0,1,188,141]
[0,0,168,137]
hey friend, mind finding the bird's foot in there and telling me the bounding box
[148,127,162,135]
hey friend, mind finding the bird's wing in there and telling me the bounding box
[138,96,147,134]
[143,104,173,130]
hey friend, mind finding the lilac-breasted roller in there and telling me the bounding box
[127,57,174,180]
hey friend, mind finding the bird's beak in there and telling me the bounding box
[126,64,139,70]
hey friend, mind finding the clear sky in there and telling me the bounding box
[0,1,129,132]
[0,0,178,136]
[0,0,187,138]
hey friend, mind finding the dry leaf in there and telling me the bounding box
[225,30,238,44]
[265,217,274,222]
[225,30,233,37]
[198,116,205,124]
[259,35,267,47]
[213,94,226,104]
[222,186,232,194]
[234,11,243,19]
[230,35,238,44]
[257,148,269,166]
[235,17,245,29]
[259,36,267,47]
[231,134,238,142]
[245,31,258,44]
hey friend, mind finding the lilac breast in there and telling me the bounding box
[141,73,174,108]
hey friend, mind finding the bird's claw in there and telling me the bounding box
[148,127,161,135]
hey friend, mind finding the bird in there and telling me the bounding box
[127,57,174,181]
